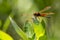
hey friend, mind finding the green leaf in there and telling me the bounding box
[32,17,45,40]
[24,20,34,38]
[9,16,29,40]
[2,13,14,32]
[0,30,13,40]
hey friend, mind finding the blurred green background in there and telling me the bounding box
[0,0,60,40]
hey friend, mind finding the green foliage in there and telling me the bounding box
[0,20,2,28]
[9,16,47,40]
[24,20,34,38]
[9,17,29,40]
[32,18,45,40]
[0,30,13,40]
[0,0,60,40]
[2,13,14,32]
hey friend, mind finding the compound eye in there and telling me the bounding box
[34,12,41,17]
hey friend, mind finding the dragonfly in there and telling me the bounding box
[33,6,54,17]
[22,6,54,22]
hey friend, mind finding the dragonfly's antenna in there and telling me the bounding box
[39,6,51,13]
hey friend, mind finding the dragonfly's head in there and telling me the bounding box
[33,12,41,17]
